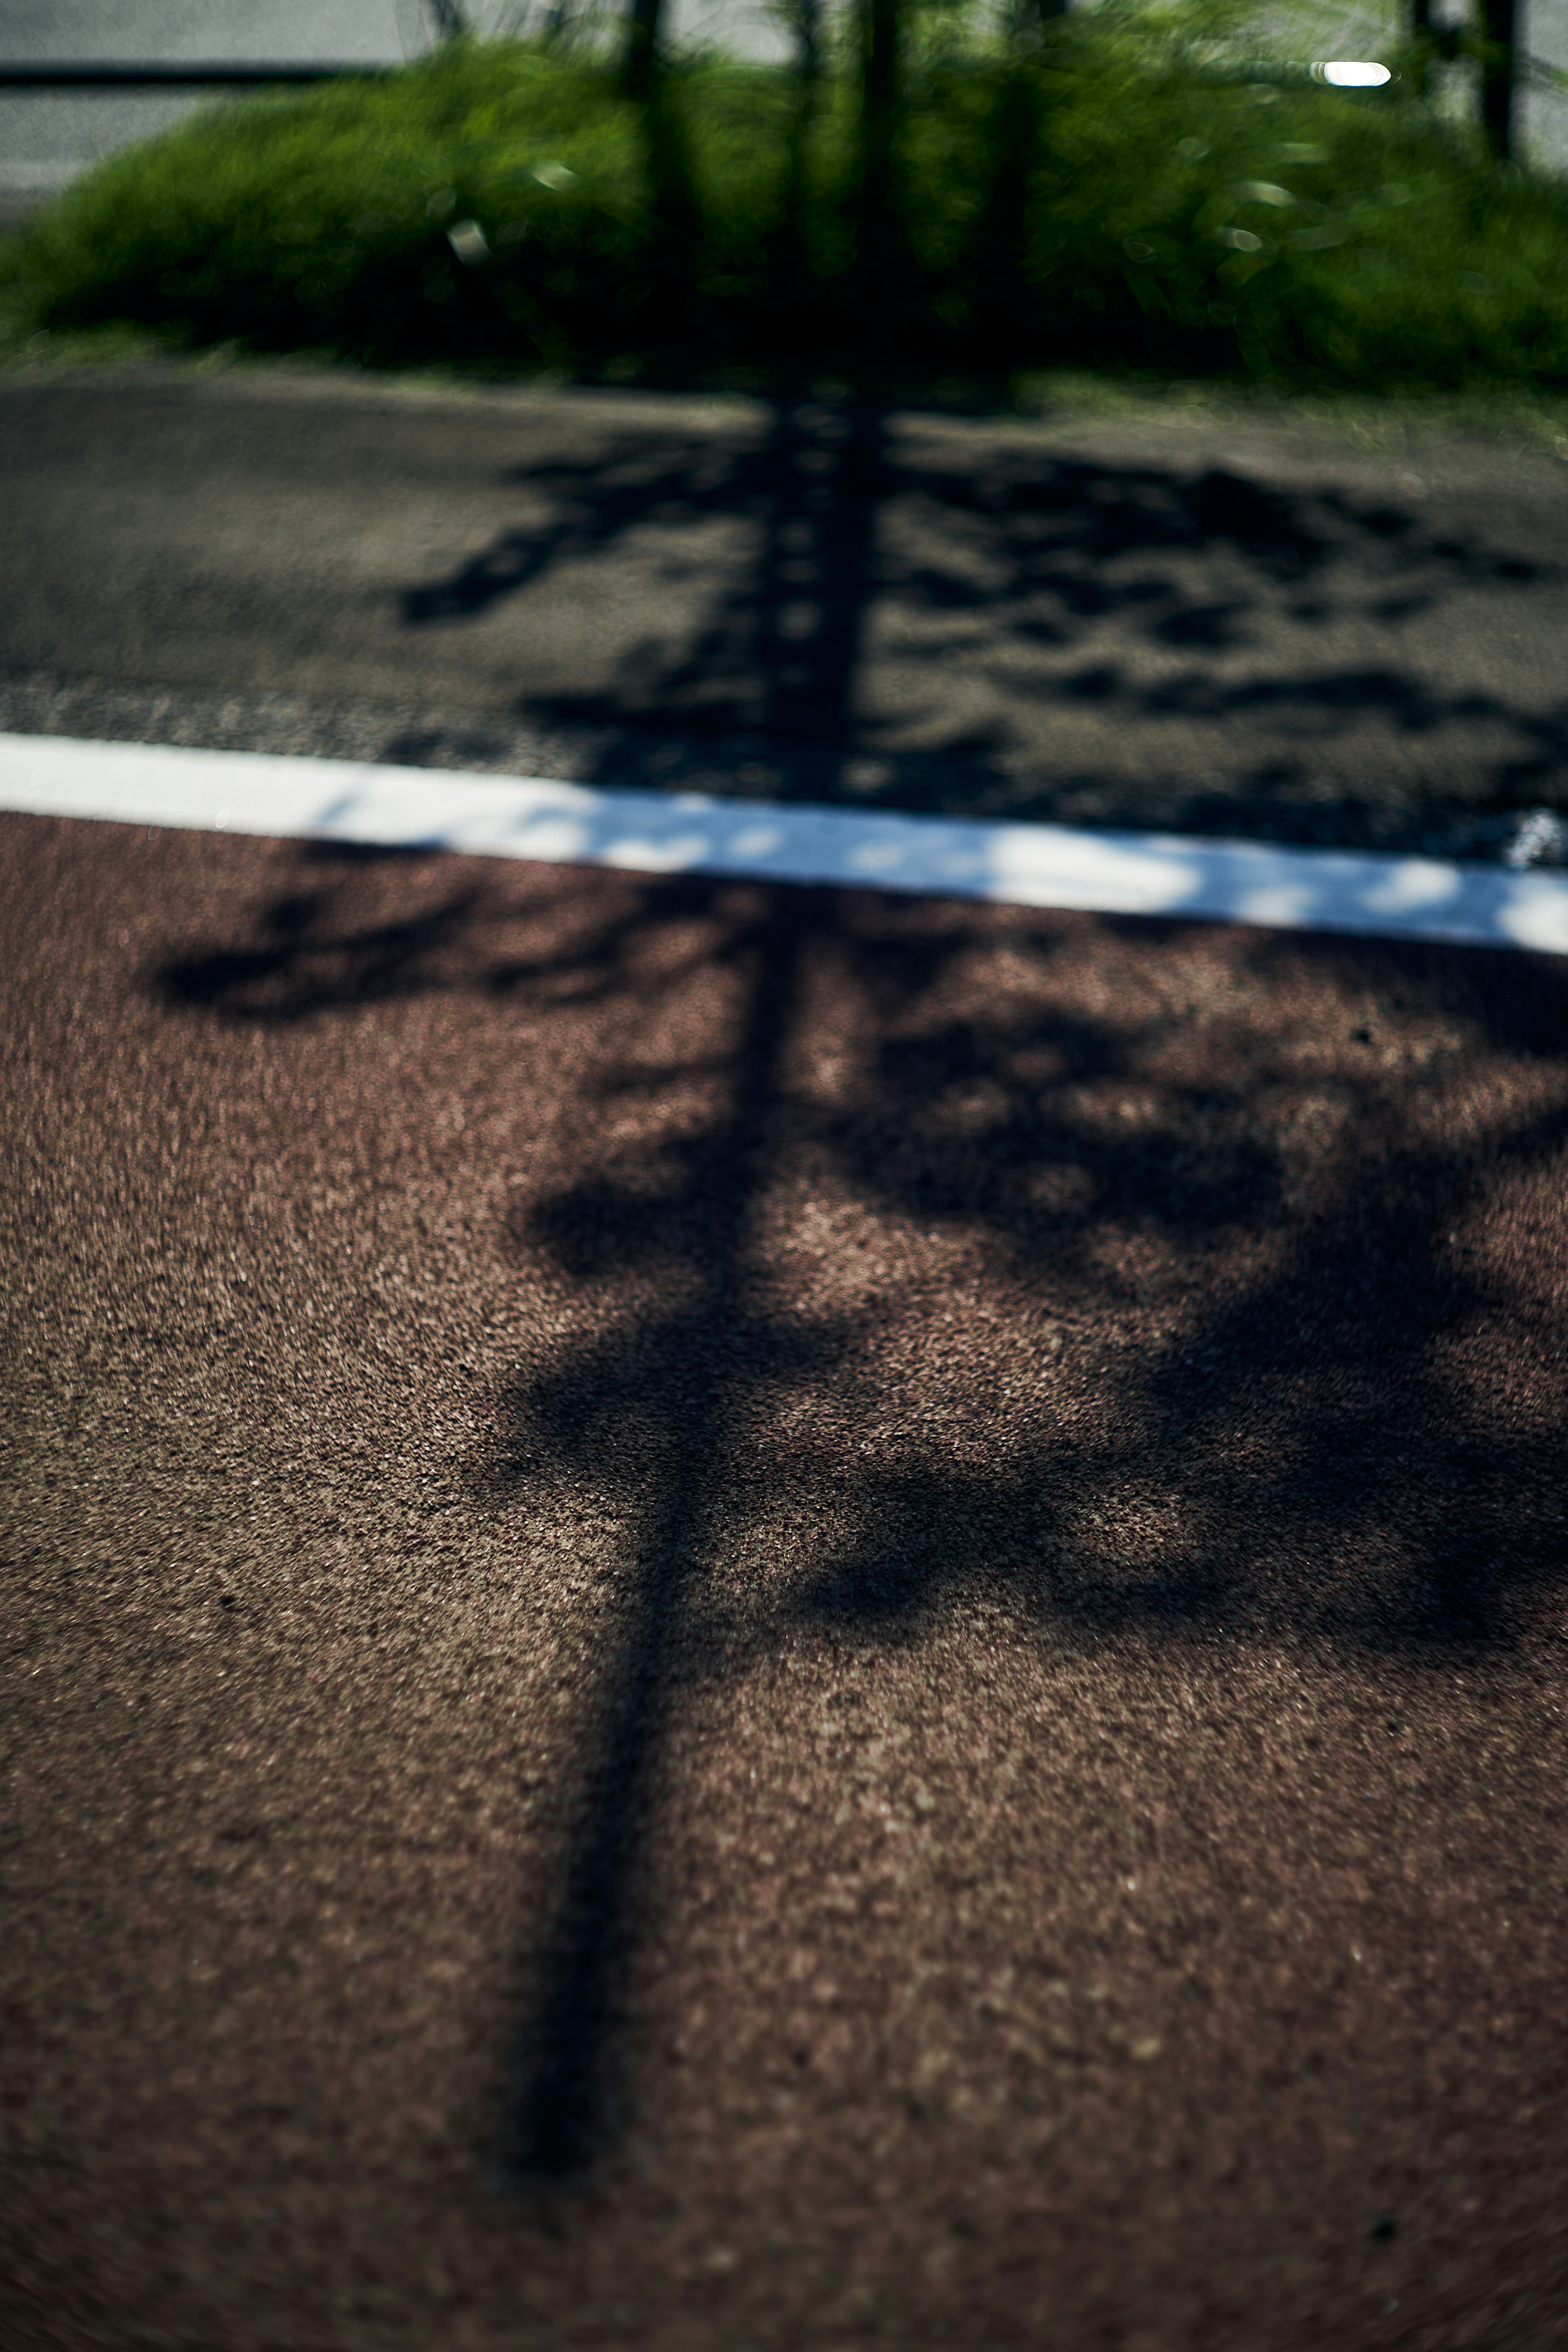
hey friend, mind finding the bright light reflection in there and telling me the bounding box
[1317,60,1392,85]
[603,832,712,873]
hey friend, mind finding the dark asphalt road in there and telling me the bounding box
[4,367,1568,2352]
[3,805,1568,2352]
[3,365,1568,853]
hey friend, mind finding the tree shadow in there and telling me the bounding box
[160,854,1568,2182]
[393,396,1568,849]
[473,880,1567,2178]
[157,841,1568,2180]
[154,402,1568,2185]
[162,847,485,1023]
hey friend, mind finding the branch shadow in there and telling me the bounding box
[392,398,1568,849]
[156,845,1568,2188]
[469,884,1568,2180]
[161,849,485,1023]
[152,399,1568,2192]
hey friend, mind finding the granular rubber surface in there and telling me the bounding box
[3,809,1567,2352]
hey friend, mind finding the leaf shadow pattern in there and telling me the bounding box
[394,396,1568,846]
[470,881,1568,2180]
[162,849,486,1023]
[156,845,1568,2194]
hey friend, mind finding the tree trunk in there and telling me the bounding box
[624,0,664,101]
[1478,0,1518,157]
[857,0,901,299]
[1405,0,1432,96]
[773,0,824,328]
[792,0,822,90]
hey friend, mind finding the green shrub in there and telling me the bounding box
[5,46,655,366]
[3,16,1566,390]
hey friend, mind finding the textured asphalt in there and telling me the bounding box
[4,366,1568,856]
[4,800,1568,2352]
[4,364,1568,2352]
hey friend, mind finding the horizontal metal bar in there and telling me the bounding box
[0,63,399,89]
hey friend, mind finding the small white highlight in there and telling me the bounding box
[503,815,589,861]
[602,831,712,873]
[1360,859,1461,914]
[1,731,1565,956]
[446,219,490,267]
[1316,59,1392,84]
[1497,875,1568,954]
[1236,884,1316,927]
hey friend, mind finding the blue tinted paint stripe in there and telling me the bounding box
[3,730,1566,954]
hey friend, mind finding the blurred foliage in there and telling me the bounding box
[2,12,1566,391]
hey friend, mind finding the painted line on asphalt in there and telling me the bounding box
[4,729,1567,955]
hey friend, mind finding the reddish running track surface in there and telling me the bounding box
[3,808,1567,2352]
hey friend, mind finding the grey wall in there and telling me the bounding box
[0,0,1561,196]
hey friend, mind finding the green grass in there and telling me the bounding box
[2,15,1567,396]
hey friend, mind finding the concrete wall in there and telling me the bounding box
[1,0,1562,196]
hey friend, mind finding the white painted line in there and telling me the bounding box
[3,730,1567,955]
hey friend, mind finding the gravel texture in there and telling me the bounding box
[4,367,1568,860]
[0,664,614,795]
[4,809,1568,2352]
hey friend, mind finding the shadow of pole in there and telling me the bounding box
[149,837,1568,2189]
[394,400,1564,846]
[508,405,892,2178]
[141,390,1568,2186]
[509,887,811,2176]
[759,396,886,750]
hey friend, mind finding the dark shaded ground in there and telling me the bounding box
[3,808,1568,2352]
[2,365,1567,857]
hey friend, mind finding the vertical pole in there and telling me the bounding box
[857,0,900,304]
[426,0,470,38]
[1407,0,1432,98]
[777,0,824,327]
[793,0,822,90]
[1479,0,1518,157]
[624,0,664,100]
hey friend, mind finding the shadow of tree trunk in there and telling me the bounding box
[508,890,813,2175]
